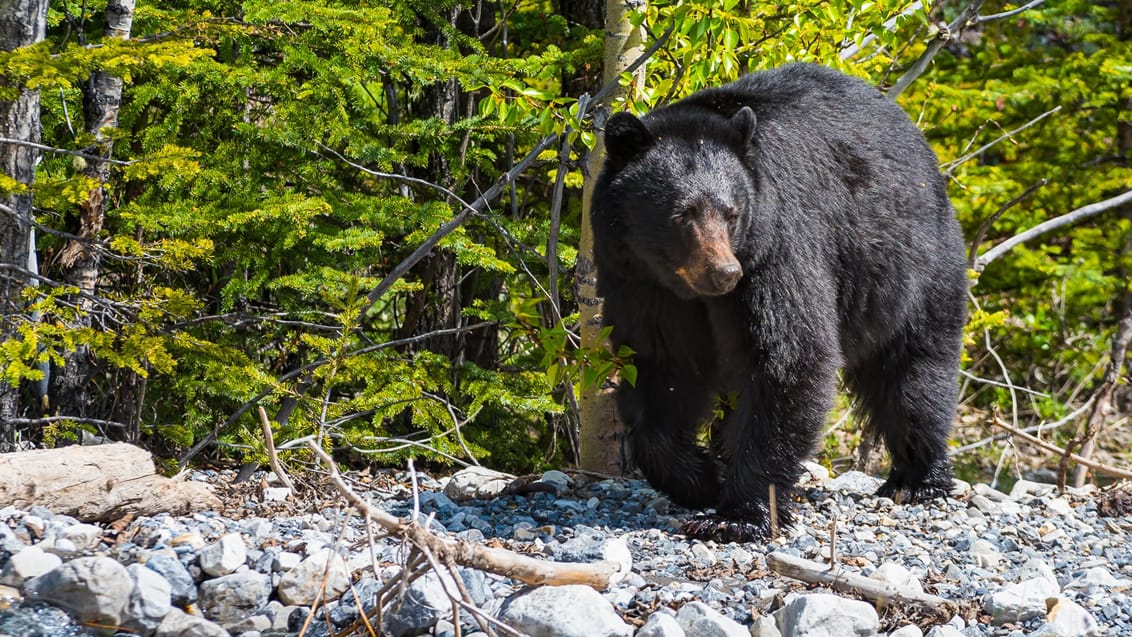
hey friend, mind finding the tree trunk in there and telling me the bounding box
[577,0,646,474]
[0,0,49,445]
[49,0,136,434]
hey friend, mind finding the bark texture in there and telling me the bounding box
[0,0,49,443]
[50,0,137,432]
[577,0,646,474]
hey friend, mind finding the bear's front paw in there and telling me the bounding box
[876,480,952,503]
[680,513,770,543]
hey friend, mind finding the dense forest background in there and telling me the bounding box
[0,0,1129,488]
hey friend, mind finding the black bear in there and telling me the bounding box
[590,63,967,542]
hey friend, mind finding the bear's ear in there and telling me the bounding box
[604,112,654,163]
[730,106,757,148]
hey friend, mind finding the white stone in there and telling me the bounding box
[155,607,229,637]
[824,471,883,494]
[973,483,1008,501]
[540,470,573,490]
[675,601,747,637]
[1067,566,1126,591]
[890,624,923,637]
[498,584,632,637]
[775,593,879,637]
[1031,597,1102,637]
[749,614,782,637]
[199,533,247,577]
[123,563,172,634]
[970,539,1002,568]
[61,523,104,551]
[262,487,291,501]
[1014,558,1057,585]
[984,577,1060,624]
[637,612,686,637]
[0,545,63,587]
[276,549,350,605]
[870,562,924,595]
[443,466,512,499]
[925,627,964,637]
[1009,479,1056,499]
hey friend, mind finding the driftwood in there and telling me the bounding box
[766,551,957,620]
[306,442,626,590]
[0,442,220,522]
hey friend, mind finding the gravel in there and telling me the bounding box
[0,462,1128,637]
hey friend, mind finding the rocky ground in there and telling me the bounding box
[0,461,1130,637]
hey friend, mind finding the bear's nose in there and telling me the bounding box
[711,263,743,292]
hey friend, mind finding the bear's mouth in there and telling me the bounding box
[674,261,743,296]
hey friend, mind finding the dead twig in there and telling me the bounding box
[766,551,956,621]
[257,406,295,492]
[991,416,1132,481]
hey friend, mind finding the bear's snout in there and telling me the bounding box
[710,263,743,293]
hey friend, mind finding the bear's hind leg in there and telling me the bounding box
[847,328,960,503]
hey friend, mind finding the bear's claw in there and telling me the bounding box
[680,514,769,543]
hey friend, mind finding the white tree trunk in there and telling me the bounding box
[0,0,49,442]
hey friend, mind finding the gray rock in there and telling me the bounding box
[24,555,131,626]
[776,593,879,637]
[750,615,783,637]
[1013,558,1057,585]
[59,523,103,552]
[198,571,272,625]
[383,570,456,637]
[970,539,1001,568]
[155,607,231,637]
[0,545,62,587]
[675,601,746,637]
[1030,597,1101,636]
[983,577,1060,624]
[870,562,923,595]
[824,471,883,494]
[1066,566,1125,591]
[1009,479,1056,499]
[443,467,512,500]
[276,548,350,605]
[637,611,686,637]
[540,470,573,491]
[124,563,172,634]
[498,585,632,637]
[199,533,247,577]
[144,553,198,606]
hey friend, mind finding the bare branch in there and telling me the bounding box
[257,406,296,492]
[978,0,1045,23]
[887,0,1045,99]
[943,107,1061,176]
[0,137,133,166]
[888,0,986,99]
[967,179,1048,269]
[992,415,1132,480]
[975,189,1132,271]
[766,551,956,620]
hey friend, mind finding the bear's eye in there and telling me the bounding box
[672,207,696,224]
[722,208,740,223]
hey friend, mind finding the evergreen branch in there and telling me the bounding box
[975,189,1132,271]
[177,322,497,468]
[186,32,674,467]
[0,137,133,166]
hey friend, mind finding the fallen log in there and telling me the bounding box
[766,551,957,620]
[0,442,220,522]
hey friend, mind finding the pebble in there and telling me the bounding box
[0,467,1129,637]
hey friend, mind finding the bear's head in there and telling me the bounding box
[600,106,757,299]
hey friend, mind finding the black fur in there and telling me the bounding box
[591,63,967,542]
